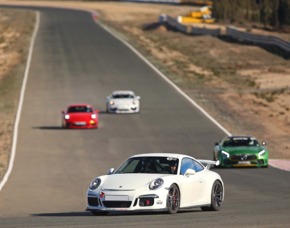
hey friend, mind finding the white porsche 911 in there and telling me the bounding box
[106,90,140,113]
[86,153,224,215]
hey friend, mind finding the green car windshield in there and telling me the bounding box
[222,137,260,147]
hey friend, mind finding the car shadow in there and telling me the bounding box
[32,126,100,130]
[32,209,201,217]
[32,211,92,217]
[33,126,65,130]
[97,110,109,115]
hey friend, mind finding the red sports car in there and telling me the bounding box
[62,104,99,129]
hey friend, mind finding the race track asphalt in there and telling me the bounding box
[0,5,289,227]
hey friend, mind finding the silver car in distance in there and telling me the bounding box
[106,90,140,113]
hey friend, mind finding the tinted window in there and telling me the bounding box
[193,160,204,172]
[222,137,260,147]
[68,106,93,113]
[115,157,179,174]
[180,158,204,174]
[112,94,134,99]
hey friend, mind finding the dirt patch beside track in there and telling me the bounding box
[0,8,35,179]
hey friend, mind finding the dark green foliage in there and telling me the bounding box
[212,0,290,29]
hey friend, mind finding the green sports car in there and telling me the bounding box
[213,136,268,168]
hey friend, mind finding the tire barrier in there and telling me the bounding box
[122,0,212,4]
[159,14,290,55]
[227,26,290,53]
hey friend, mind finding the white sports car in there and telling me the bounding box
[106,90,140,113]
[86,153,224,215]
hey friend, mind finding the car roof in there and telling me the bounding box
[227,135,256,139]
[67,104,93,108]
[129,153,191,160]
[112,90,135,95]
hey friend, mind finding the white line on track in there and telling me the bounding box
[0,12,40,192]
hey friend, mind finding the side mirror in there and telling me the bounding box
[262,141,266,146]
[184,168,196,177]
[61,110,65,114]
[214,142,219,146]
[107,168,115,175]
[95,109,100,113]
[136,96,141,100]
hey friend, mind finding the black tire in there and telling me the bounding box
[62,122,68,129]
[213,151,217,161]
[166,184,180,214]
[201,180,223,211]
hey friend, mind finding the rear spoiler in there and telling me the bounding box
[198,160,220,169]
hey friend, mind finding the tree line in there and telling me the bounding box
[211,0,290,29]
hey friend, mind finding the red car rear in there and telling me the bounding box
[62,104,99,129]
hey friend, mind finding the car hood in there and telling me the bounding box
[101,174,167,190]
[223,146,265,154]
[111,99,135,105]
[67,112,93,120]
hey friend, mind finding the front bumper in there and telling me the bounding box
[87,190,167,213]
[219,154,268,167]
[63,120,98,129]
[107,105,139,113]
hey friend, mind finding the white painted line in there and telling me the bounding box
[0,12,40,192]
[94,16,231,137]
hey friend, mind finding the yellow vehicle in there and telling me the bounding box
[180,0,213,5]
[178,6,215,24]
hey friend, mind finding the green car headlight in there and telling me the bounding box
[221,150,230,158]
[258,150,266,156]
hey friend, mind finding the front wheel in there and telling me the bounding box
[62,121,68,129]
[201,180,223,211]
[166,184,180,214]
[213,150,218,161]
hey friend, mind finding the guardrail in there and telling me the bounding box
[159,14,290,54]
[122,0,181,4]
[227,26,290,53]
[122,0,212,4]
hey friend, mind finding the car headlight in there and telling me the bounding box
[89,178,101,190]
[91,114,97,119]
[109,100,114,105]
[149,178,164,190]
[221,150,230,158]
[258,150,266,156]
[64,114,70,120]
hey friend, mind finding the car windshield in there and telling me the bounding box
[112,94,134,99]
[67,106,93,113]
[115,156,179,174]
[222,137,260,147]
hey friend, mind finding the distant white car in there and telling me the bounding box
[106,90,140,113]
[86,153,224,215]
